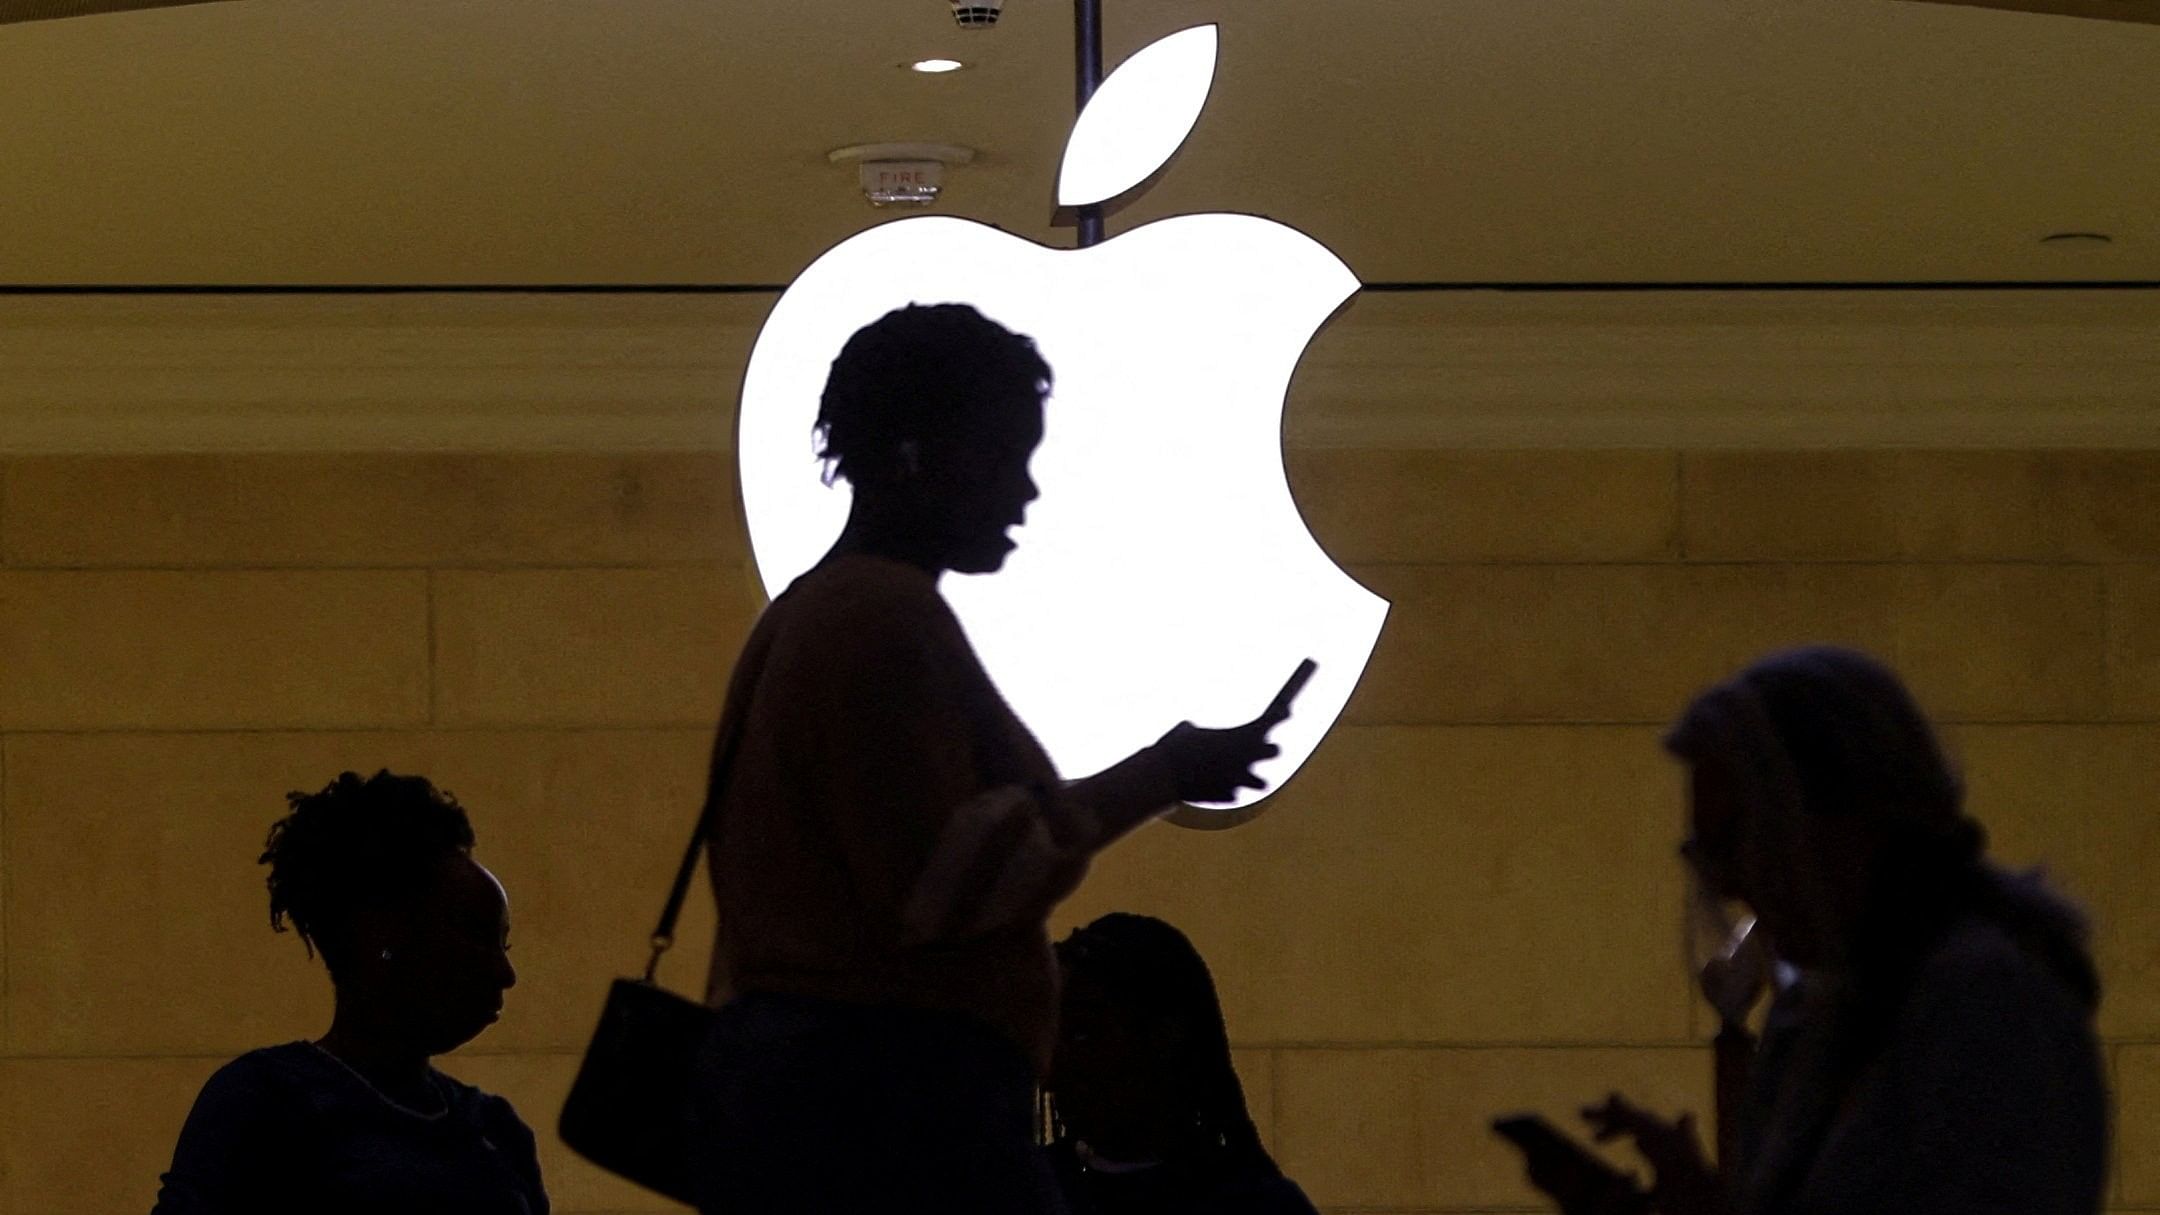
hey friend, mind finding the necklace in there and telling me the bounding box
[309,1042,451,1121]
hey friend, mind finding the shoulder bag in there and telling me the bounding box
[558,705,747,1204]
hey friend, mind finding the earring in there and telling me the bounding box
[379,948,393,962]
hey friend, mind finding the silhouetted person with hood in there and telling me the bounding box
[1520,647,2107,1215]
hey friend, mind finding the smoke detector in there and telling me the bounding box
[950,1,1002,27]
[828,143,976,207]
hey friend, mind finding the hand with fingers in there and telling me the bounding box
[1581,1094,1724,1215]
[1153,717,1282,804]
[1151,658,1312,805]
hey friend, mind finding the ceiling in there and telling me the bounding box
[1,0,2156,285]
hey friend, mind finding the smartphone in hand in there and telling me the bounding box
[1258,658,1318,727]
[1491,1114,1649,1215]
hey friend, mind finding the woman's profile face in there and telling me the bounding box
[371,853,518,1057]
[1685,758,1854,968]
[924,392,1044,575]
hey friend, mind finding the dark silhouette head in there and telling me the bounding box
[1046,913,1276,1172]
[262,770,516,1057]
[1666,647,2094,1004]
[817,303,1051,575]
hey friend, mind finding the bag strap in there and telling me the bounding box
[643,668,755,984]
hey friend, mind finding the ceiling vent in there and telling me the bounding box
[949,1,1003,29]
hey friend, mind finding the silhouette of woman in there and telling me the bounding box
[1526,647,2107,1215]
[1045,913,1320,1215]
[686,304,1289,1214]
[153,770,543,1215]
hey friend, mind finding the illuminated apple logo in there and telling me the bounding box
[739,25,1387,822]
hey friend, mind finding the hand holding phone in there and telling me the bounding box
[1492,1114,1650,1215]
[1155,659,1317,805]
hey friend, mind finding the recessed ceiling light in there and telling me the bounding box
[910,58,966,74]
[2040,232,2112,245]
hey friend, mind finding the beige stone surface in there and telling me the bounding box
[0,1055,222,1215]
[2,728,714,1057]
[2117,1044,2160,1206]
[1681,451,1901,561]
[2058,453,2160,562]
[1274,1045,1710,1209]
[432,566,760,727]
[1288,449,1680,564]
[1347,563,1898,724]
[1893,565,2107,722]
[1683,451,2160,563]
[2108,566,2160,720]
[1059,726,1695,1046]
[3,447,2156,1208]
[0,569,429,729]
[1953,725,2160,1040]
[1891,451,2069,561]
[2,453,743,568]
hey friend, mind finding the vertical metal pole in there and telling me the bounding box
[1074,0,1105,248]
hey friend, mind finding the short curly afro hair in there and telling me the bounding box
[815,302,1052,488]
[260,769,475,977]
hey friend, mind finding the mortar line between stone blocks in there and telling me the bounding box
[3,717,2148,740]
[1672,449,1689,561]
[425,568,440,727]
[0,1040,1742,1063]
[0,559,734,573]
[1236,1040,1714,1052]
[2,732,11,1036]
[2111,1041,2127,1208]
[0,723,717,740]
[1352,557,2133,569]
[1342,717,2160,729]
[2101,571,2119,721]
[0,556,2133,572]
[0,1047,592,1062]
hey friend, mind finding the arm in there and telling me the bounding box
[889,692,1278,945]
[893,715,1278,947]
[898,748,1179,947]
[152,1060,302,1215]
[762,572,1272,950]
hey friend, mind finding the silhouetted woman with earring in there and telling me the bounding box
[153,770,544,1215]
[687,304,1293,1214]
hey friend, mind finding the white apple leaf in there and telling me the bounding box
[1056,24,1218,209]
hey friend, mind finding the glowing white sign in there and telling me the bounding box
[1056,24,1218,209]
[739,25,1387,817]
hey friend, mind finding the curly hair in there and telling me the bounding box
[1044,913,1278,1174]
[815,303,1052,487]
[260,770,475,976]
